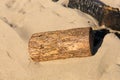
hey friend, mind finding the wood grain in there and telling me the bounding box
[28,27,93,62]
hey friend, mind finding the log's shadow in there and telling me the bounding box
[115,32,120,39]
[92,29,110,55]
[92,30,120,55]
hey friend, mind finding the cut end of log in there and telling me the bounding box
[28,27,93,62]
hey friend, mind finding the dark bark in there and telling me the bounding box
[68,0,120,31]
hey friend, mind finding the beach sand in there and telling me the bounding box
[0,0,120,80]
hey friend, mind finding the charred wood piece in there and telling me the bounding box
[68,0,120,31]
[52,0,59,2]
[102,6,120,31]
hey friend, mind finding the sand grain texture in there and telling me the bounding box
[0,0,120,80]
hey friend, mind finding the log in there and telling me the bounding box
[68,0,120,31]
[102,6,120,31]
[68,0,106,25]
[28,27,93,62]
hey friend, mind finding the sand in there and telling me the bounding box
[0,0,120,80]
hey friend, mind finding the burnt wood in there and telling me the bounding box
[68,0,120,31]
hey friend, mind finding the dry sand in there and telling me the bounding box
[0,0,120,80]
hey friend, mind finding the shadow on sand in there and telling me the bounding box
[92,29,120,55]
[92,29,110,55]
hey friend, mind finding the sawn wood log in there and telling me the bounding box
[28,27,93,62]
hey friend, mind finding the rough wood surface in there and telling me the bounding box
[28,27,93,62]
[102,6,120,31]
[68,0,120,31]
